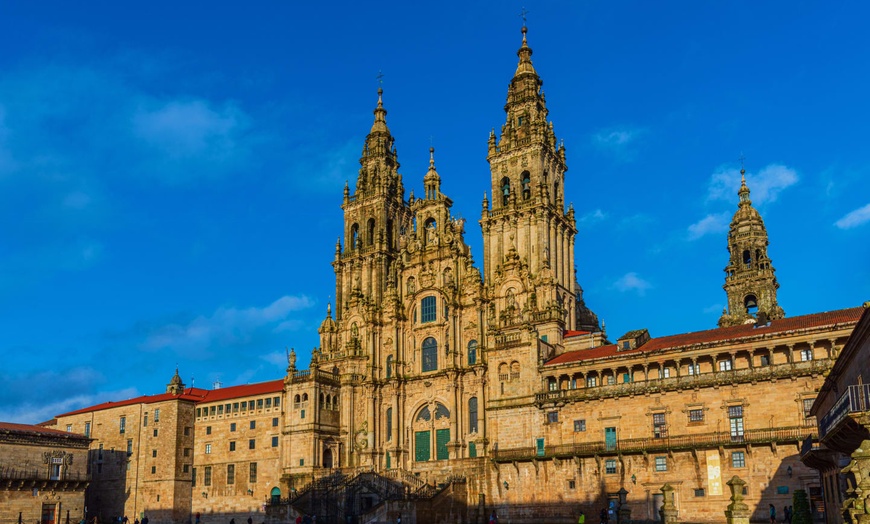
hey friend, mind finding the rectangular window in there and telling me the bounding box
[301,409,305,419]
[694,489,705,497]
[569,480,576,489]
[272,436,279,447]
[587,377,597,387]
[800,348,813,361]
[66,424,72,432]
[184,448,191,457]
[421,296,436,323]
[468,398,478,433]
[218,405,223,415]
[152,449,157,458]
[144,414,148,427]
[233,402,239,412]
[605,427,617,451]
[192,467,197,486]
[436,428,450,460]
[230,423,236,432]
[151,466,156,474]
[574,419,586,432]
[687,364,700,375]
[241,401,247,411]
[731,451,746,468]
[196,408,201,417]
[249,439,256,450]
[662,368,671,378]
[719,359,733,371]
[204,466,212,486]
[210,406,216,416]
[183,464,190,473]
[229,441,236,452]
[623,373,631,383]
[272,417,279,427]
[250,420,256,430]
[415,430,431,462]
[266,398,272,408]
[227,464,235,485]
[184,426,191,436]
[536,437,545,457]
[249,462,257,483]
[655,456,667,471]
[729,405,745,442]
[120,416,126,434]
[127,439,133,455]
[206,426,212,435]
[803,399,814,419]
[274,396,280,407]
[605,459,617,474]
[257,399,264,409]
[205,444,212,454]
[153,429,158,437]
[689,409,704,422]
[760,355,770,366]
[653,413,667,438]
[547,412,559,424]
[154,408,160,422]
[85,421,91,437]
[299,458,304,466]
[607,375,616,385]
[225,403,231,413]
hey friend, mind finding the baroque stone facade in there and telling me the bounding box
[44,25,866,524]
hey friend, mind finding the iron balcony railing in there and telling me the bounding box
[819,384,870,439]
[491,425,813,462]
[0,465,90,482]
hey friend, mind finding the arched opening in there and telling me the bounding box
[350,223,360,250]
[467,340,478,366]
[755,249,761,266]
[521,171,531,200]
[302,393,309,402]
[323,448,333,469]
[367,218,376,246]
[501,177,511,205]
[744,294,758,315]
[468,397,478,433]
[422,337,438,372]
[424,217,437,244]
[270,487,281,504]
[742,250,751,267]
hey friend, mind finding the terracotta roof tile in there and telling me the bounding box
[546,306,863,367]
[55,380,286,418]
[564,330,591,338]
[0,421,90,439]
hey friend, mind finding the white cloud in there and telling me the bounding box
[141,295,314,356]
[835,203,870,229]
[578,208,607,226]
[612,272,652,296]
[133,99,246,160]
[591,126,646,161]
[687,212,730,241]
[707,164,798,205]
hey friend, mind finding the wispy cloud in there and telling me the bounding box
[578,208,607,227]
[140,295,314,356]
[591,126,646,161]
[612,272,652,296]
[707,164,798,205]
[834,203,870,229]
[687,212,730,241]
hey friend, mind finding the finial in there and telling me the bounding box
[429,147,435,168]
[327,302,332,318]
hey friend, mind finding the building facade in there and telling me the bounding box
[0,422,90,524]
[47,26,865,524]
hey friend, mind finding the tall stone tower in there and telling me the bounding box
[480,25,599,336]
[718,168,785,327]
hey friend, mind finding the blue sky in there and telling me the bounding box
[1,2,868,424]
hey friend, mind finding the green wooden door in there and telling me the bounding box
[605,427,617,451]
[415,430,431,462]
[468,442,477,458]
[436,429,450,460]
[536,437,545,457]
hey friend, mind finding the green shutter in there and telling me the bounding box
[436,429,450,460]
[468,442,477,458]
[536,437,545,457]
[415,431,431,462]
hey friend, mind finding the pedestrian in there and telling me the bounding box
[295,516,302,524]
[397,515,402,524]
[489,511,498,524]
[195,514,200,524]
[247,517,253,524]
[600,508,609,524]
[578,511,586,524]
[141,517,147,524]
[230,519,235,524]
[769,504,776,524]
[123,517,128,524]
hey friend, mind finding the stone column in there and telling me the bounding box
[660,483,678,524]
[725,476,751,524]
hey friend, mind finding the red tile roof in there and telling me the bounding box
[55,380,286,418]
[0,421,90,439]
[564,330,591,338]
[546,306,863,367]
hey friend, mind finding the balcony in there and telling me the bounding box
[818,384,870,440]
[491,425,813,462]
[290,368,341,387]
[0,466,90,490]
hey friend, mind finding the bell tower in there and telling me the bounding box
[480,25,598,333]
[718,168,785,327]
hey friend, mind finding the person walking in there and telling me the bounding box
[769,504,776,524]
[578,511,586,524]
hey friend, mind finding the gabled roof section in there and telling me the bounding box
[55,379,285,418]
[545,306,863,367]
[0,421,90,441]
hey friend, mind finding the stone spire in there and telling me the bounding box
[423,147,441,200]
[356,88,402,198]
[166,367,185,395]
[718,167,785,327]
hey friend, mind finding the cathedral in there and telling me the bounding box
[36,25,866,524]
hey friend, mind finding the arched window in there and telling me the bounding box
[467,340,478,366]
[435,402,450,419]
[386,407,393,441]
[743,250,752,267]
[294,394,301,405]
[521,171,531,200]
[422,337,438,372]
[350,223,360,249]
[367,218,376,246]
[744,294,758,314]
[302,393,309,402]
[468,397,478,433]
[510,361,520,380]
[386,355,393,379]
[416,406,431,422]
[501,177,511,205]
[325,395,331,410]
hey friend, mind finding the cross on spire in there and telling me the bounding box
[376,70,384,87]
[519,6,529,26]
[739,152,746,171]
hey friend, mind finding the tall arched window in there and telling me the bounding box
[350,223,360,249]
[367,218,376,246]
[468,397,478,433]
[467,340,478,366]
[501,177,511,205]
[386,407,393,441]
[521,171,531,200]
[422,337,438,372]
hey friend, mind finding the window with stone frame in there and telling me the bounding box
[422,337,438,372]
[652,412,668,438]
[547,411,559,424]
[227,464,235,484]
[731,451,746,468]
[655,456,667,472]
[803,398,815,420]
[421,296,437,323]
[800,348,813,361]
[204,466,212,486]
[605,459,617,474]
[718,359,733,371]
[689,409,705,423]
[574,419,586,432]
[249,462,257,483]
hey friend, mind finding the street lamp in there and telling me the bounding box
[503,481,509,490]
[631,474,637,485]
[786,466,793,478]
